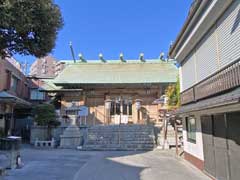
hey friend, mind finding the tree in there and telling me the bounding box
[165,76,180,109]
[34,104,59,127]
[34,104,60,140]
[0,0,63,58]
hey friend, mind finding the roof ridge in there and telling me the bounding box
[67,60,176,65]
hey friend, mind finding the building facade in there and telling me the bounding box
[30,56,57,78]
[44,59,177,126]
[169,1,240,180]
[0,57,31,136]
[55,60,68,76]
[27,76,52,104]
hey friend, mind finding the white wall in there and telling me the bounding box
[180,1,240,92]
[182,114,204,161]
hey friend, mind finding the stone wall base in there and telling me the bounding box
[184,151,204,171]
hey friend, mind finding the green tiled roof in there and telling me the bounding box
[41,79,62,91]
[54,60,178,85]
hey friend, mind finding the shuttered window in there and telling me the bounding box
[216,1,240,68]
[195,26,218,81]
[181,53,196,91]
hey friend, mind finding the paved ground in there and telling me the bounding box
[4,148,210,180]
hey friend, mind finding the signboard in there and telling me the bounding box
[78,106,88,116]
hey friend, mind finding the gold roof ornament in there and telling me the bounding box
[159,52,165,61]
[119,53,126,62]
[78,53,86,62]
[139,53,145,62]
[99,53,106,62]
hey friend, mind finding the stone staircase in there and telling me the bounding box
[82,125,156,151]
[158,121,182,149]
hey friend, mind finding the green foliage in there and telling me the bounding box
[34,104,60,127]
[0,0,63,58]
[165,76,180,109]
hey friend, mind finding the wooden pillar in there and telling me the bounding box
[175,118,179,156]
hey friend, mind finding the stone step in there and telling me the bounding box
[86,140,154,144]
[87,138,154,141]
[87,138,155,141]
[88,130,153,134]
[89,124,153,128]
[87,136,155,141]
[84,144,155,148]
[89,132,152,134]
[88,130,153,133]
[82,144,155,151]
[87,134,154,138]
[87,137,154,141]
[88,128,153,132]
[88,129,154,132]
[82,125,156,151]
[86,144,155,147]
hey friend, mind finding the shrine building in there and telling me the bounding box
[43,55,178,125]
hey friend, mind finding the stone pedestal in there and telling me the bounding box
[60,115,82,149]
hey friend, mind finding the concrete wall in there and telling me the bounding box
[30,126,49,144]
[30,126,87,145]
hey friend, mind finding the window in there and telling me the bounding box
[116,101,121,115]
[123,100,128,115]
[30,89,45,100]
[186,116,196,143]
[128,101,132,115]
[110,102,115,115]
[10,75,18,92]
[110,99,132,116]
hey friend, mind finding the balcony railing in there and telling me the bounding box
[181,88,194,105]
[181,59,240,105]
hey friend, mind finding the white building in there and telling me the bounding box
[169,1,240,180]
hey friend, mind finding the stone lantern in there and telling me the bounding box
[105,99,112,110]
[135,99,142,110]
[135,99,142,123]
[60,103,82,148]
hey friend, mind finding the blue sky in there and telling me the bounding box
[15,0,192,65]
